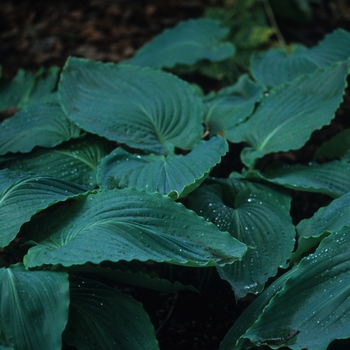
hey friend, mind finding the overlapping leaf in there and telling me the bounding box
[0,135,111,188]
[239,228,350,349]
[251,29,350,87]
[0,264,69,350]
[97,136,228,199]
[126,18,235,69]
[245,160,350,198]
[23,188,247,268]
[64,277,159,350]
[59,57,203,155]
[227,62,349,168]
[0,100,81,155]
[187,178,295,299]
[203,75,263,135]
[0,169,89,248]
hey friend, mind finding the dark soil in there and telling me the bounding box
[1,1,350,349]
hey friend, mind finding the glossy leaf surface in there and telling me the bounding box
[97,136,228,199]
[59,57,203,155]
[188,178,295,299]
[24,188,247,268]
[0,264,69,350]
[64,277,159,350]
[126,18,235,69]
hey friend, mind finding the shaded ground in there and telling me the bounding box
[1,1,350,349]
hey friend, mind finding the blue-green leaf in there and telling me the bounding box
[126,18,235,69]
[97,136,228,199]
[0,169,89,248]
[0,264,69,350]
[251,29,350,87]
[59,57,203,155]
[23,188,247,268]
[64,277,159,350]
[188,178,295,299]
[228,62,349,168]
[0,101,81,155]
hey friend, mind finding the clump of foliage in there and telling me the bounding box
[1,2,350,349]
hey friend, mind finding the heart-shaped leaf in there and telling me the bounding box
[23,188,247,268]
[0,264,69,350]
[0,100,81,155]
[0,169,89,248]
[245,160,350,198]
[97,136,228,199]
[227,61,349,168]
[59,57,203,155]
[188,178,295,299]
[251,29,350,87]
[0,135,111,188]
[63,277,159,350]
[241,227,350,350]
[126,18,235,69]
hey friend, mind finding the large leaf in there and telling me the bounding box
[0,135,111,188]
[0,169,89,248]
[245,160,350,198]
[59,57,203,155]
[227,61,349,168]
[0,264,69,350]
[240,227,350,349]
[0,100,81,155]
[251,29,350,87]
[292,191,350,262]
[97,136,228,199]
[64,277,159,350]
[187,178,295,299]
[203,74,263,136]
[126,18,235,69]
[23,188,247,268]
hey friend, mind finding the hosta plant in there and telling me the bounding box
[0,13,350,350]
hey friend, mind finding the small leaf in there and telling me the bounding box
[126,18,235,69]
[0,169,89,248]
[188,178,295,299]
[245,160,350,198]
[203,75,263,135]
[242,228,350,350]
[227,62,349,168]
[23,188,247,268]
[59,57,203,155]
[0,264,69,350]
[97,136,228,199]
[64,277,159,350]
[315,128,350,159]
[0,100,81,155]
[0,135,111,188]
[251,29,350,87]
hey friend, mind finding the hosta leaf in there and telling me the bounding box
[242,228,350,350]
[0,169,89,248]
[23,188,247,268]
[0,67,59,112]
[292,191,350,262]
[251,29,350,87]
[0,101,81,155]
[245,160,350,198]
[59,57,203,155]
[126,18,235,69]
[203,75,263,135]
[227,62,349,168]
[64,277,159,350]
[187,178,295,299]
[0,135,111,188]
[97,136,228,199]
[0,264,69,350]
[315,128,350,159]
